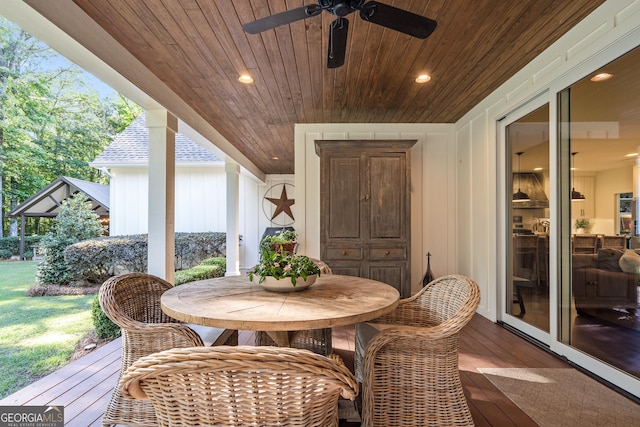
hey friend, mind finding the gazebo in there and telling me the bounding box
[7,176,109,259]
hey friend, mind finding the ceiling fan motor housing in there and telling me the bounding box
[320,0,364,17]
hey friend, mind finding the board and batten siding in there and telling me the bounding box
[294,123,456,298]
[109,165,226,235]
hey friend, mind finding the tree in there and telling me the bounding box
[35,194,106,286]
[0,17,142,237]
[0,17,51,238]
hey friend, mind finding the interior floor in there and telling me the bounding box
[512,285,640,379]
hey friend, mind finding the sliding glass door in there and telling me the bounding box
[502,45,640,386]
[557,45,640,380]
[503,102,551,340]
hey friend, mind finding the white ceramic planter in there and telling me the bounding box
[258,274,317,292]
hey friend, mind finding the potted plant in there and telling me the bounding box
[574,218,590,234]
[248,247,321,292]
[259,229,298,254]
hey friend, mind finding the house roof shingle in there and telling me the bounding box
[91,113,220,166]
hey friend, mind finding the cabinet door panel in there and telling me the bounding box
[328,156,362,238]
[369,155,404,239]
[369,266,404,291]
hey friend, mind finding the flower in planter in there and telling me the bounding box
[249,248,320,286]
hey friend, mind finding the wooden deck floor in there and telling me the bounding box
[0,314,616,426]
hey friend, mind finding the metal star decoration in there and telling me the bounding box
[266,185,295,221]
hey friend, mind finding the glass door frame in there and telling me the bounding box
[496,91,557,346]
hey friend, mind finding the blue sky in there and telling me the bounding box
[34,53,117,99]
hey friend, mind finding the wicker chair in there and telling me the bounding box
[354,274,481,427]
[119,345,359,427]
[255,259,333,355]
[99,272,236,427]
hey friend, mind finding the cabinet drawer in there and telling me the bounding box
[370,247,406,260]
[325,247,363,260]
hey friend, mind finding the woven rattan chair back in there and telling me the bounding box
[356,274,480,427]
[119,345,358,427]
[99,273,204,427]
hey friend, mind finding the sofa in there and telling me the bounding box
[572,248,639,314]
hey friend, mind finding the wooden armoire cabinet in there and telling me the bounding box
[315,140,415,297]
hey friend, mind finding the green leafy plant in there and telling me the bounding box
[36,194,106,286]
[259,229,298,253]
[91,294,120,339]
[574,218,590,229]
[248,248,320,286]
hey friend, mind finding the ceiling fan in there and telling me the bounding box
[242,0,437,68]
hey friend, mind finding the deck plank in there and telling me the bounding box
[2,315,624,426]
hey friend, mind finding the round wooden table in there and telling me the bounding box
[161,274,400,347]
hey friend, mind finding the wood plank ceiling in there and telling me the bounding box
[71,0,604,174]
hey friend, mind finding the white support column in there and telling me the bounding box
[146,110,177,282]
[225,162,241,276]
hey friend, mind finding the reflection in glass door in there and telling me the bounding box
[506,104,550,333]
[558,45,640,381]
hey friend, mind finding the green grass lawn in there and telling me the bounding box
[0,261,95,399]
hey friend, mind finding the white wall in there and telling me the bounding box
[591,166,633,235]
[294,123,456,296]
[109,165,226,235]
[454,0,640,319]
[108,164,262,269]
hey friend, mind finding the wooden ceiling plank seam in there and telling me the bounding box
[406,0,537,122]
[421,0,602,122]
[380,0,443,122]
[146,0,218,79]
[218,1,293,160]
[305,9,325,123]
[351,13,394,122]
[216,2,298,143]
[405,0,526,114]
[289,17,316,123]
[427,0,600,122]
[385,0,470,122]
[273,23,307,123]
[235,1,304,130]
[259,0,306,125]
[77,0,153,52]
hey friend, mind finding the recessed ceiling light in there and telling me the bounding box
[533,167,543,171]
[625,152,638,158]
[590,72,613,82]
[271,156,280,160]
[238,74,254,84]
[415,74,431,83]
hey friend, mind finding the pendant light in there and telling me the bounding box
[571,152,586,200]
[513,151,530,202]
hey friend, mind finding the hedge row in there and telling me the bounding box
[0,235,44,259]
[63,232,227,286]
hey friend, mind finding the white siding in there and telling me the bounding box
[454,0,640,320]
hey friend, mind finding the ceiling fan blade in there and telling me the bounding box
[359,1,437,39]
[327,18,349,68]
[243,4,322,34]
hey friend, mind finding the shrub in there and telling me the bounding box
[200,256,226,268]
[36,194,106,286]
[64,232,227,286]
[0,235,44,258]
[91,294,120,339]
[174,263,225,285]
